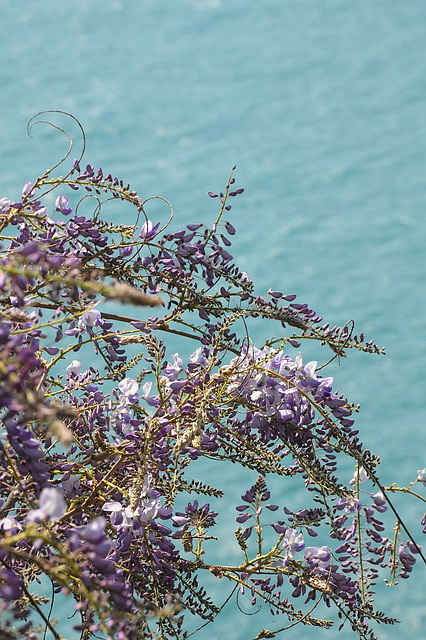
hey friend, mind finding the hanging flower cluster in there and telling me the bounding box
[0,113,424,640]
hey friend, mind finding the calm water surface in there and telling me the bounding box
[1,1,425,638]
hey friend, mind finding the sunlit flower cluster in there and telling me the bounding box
[0,115,423,640]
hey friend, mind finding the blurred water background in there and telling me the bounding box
[1,1,425,638]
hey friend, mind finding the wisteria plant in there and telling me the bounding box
[0,113,424,640]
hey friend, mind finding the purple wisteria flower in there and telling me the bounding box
[55,194,73,216]
[0,515,22,535]
[103,497,161,528]
[417,468,426,486]
[172,500,218,540]
[66,359,82,377]
[22,181,35,198]
[103,474,170,532]
[304,545,331,569]
[110,377,141,435]
[282,528,305,558]
[27,487,67,523]
[78,305,103,332]
[349,466,368,486]
[336,493,361,513]
[0,118,423,640]
[140,219,160,239]
[371,491,387,513]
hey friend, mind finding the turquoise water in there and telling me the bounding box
[1,1,425,638]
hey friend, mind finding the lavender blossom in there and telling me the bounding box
[27,487,67,523]
[0,116,422,640]
[417,468,426,486]
[282,528,305,558]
